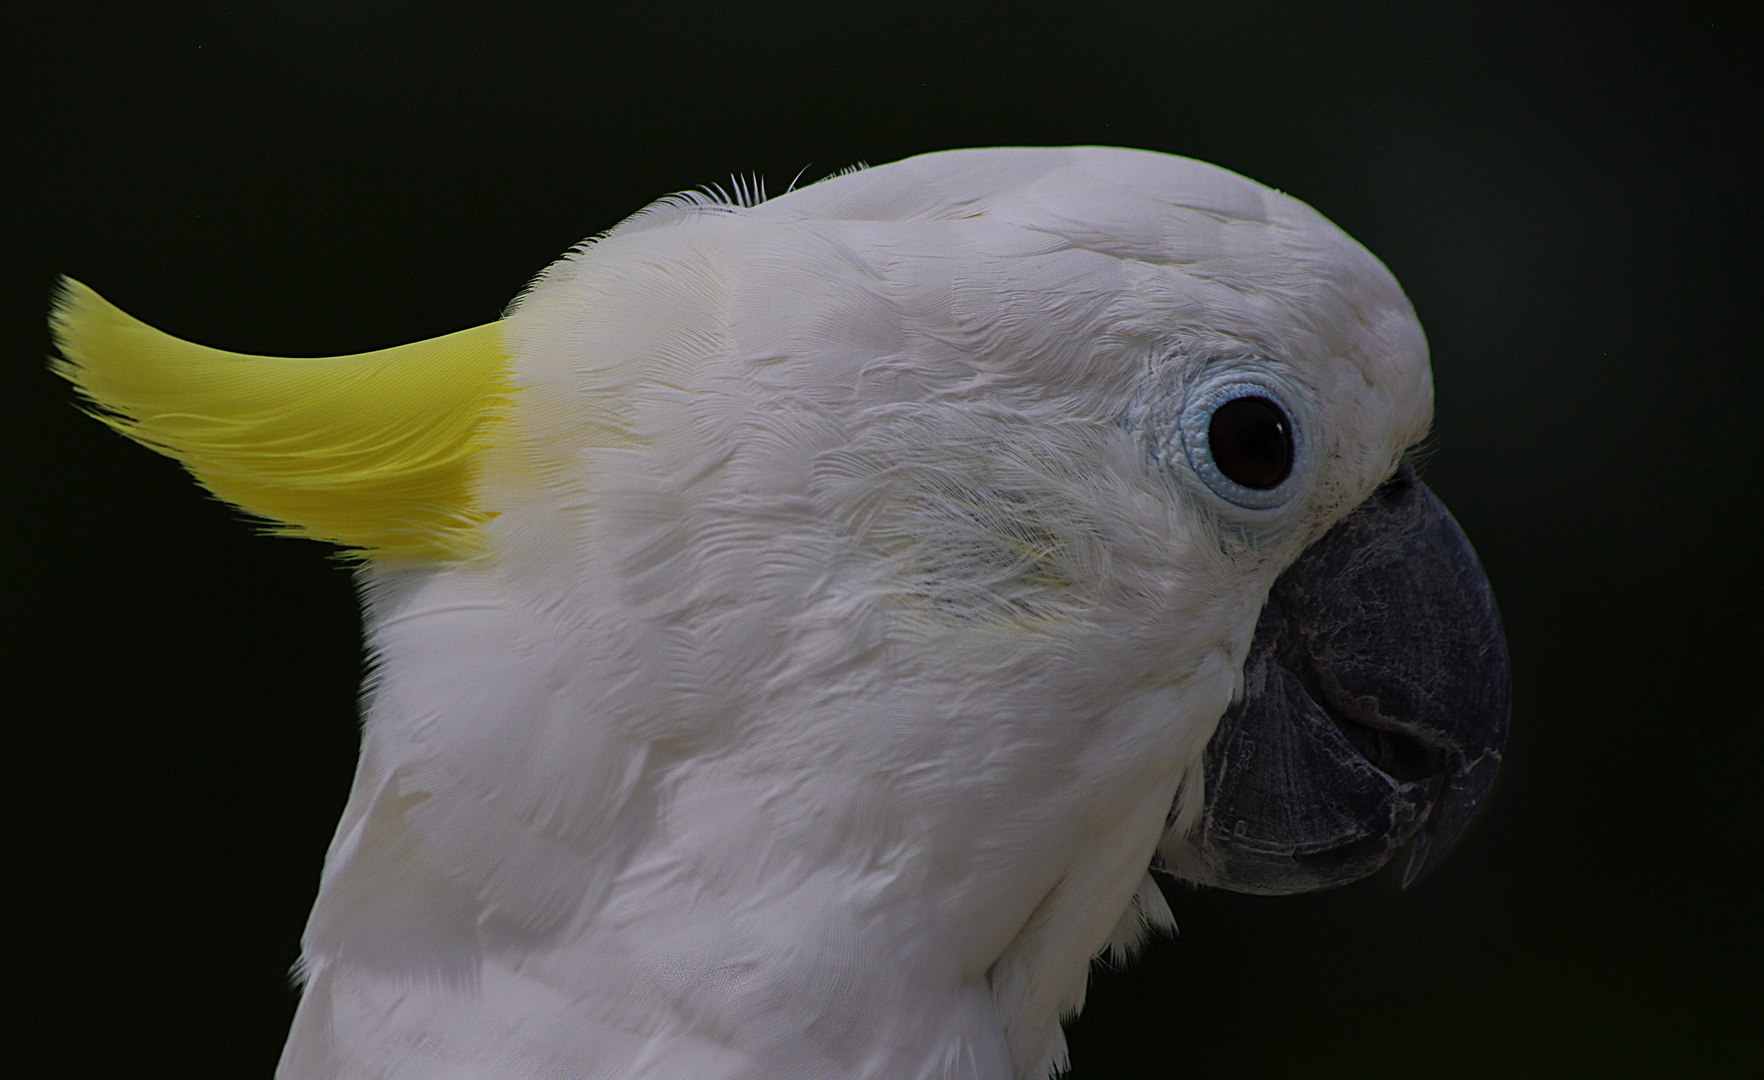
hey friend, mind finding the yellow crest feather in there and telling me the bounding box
[51,279,513,562]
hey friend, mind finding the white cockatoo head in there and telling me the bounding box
[55,147,1507,1080]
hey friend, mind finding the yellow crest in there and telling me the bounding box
[51,280,512,562]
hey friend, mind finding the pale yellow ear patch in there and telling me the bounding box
[51,279,513,562]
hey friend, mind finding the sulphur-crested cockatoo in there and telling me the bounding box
[54,147,1508,1080]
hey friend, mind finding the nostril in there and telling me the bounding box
[1372,461,1415,503]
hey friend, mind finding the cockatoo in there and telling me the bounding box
[53,147,1508,1080]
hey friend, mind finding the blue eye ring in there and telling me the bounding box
[1177,375,1310,512]
[1126,356,1319,528]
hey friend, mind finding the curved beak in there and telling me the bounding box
[1159,463,1510,894]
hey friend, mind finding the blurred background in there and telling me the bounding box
[4,4,1757,1077]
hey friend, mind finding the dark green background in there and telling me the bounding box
[6,4,1758,1077]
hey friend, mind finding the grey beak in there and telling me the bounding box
[1158,463,1510,894]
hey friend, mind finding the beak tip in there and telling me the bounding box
[1399,748,1504,889]
[1400,832,1434,889]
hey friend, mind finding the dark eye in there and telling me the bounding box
[1207,396,1293,490]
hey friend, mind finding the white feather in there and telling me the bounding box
[282,147,1431,1079]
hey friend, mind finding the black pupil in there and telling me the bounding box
[1207,396,1293,490]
